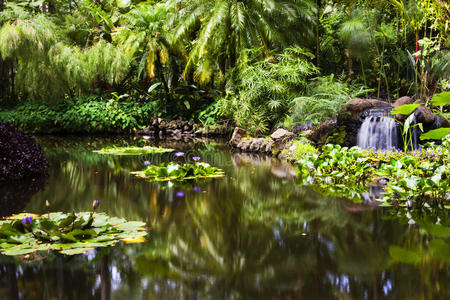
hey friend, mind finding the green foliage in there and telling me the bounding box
[293,139,319,157]
[296,143,449,208]
[175,0,316,84]
[420,128,450,141]
[0,212,147,256]
[391,104,420,115]
[290,75,368,125]
[94,145,174,155]
[132,162,224,181]
[390,104,423,152]
[0,95,159,133]
[220,47,317,134]
[0,17,130,101]
[431,91,450,106]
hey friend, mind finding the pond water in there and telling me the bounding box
[0,136,449,299]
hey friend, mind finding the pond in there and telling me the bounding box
[0,136,449,299]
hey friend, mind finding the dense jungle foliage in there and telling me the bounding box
[0,0,449,134]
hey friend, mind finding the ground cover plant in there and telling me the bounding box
[131,162,224,182]
[93,145,174,155]
[0,203,147,256]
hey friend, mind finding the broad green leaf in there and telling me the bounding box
[391,104,420,116]
[420,128,450,140]
[431,91,450,107]
[2,247,36,256]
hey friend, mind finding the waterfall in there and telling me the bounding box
[357,108,399,150]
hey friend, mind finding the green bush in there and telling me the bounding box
[0,95,160,134]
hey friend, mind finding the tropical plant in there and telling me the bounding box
[390,104,422,152]
[290,74,368,125]
[173,0,316,84]
[220,47,317,134]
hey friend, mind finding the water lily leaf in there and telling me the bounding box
[420,128,450,140]
[60,248,94,255]
[114,221,147,231]
[389,246,422,264]
[122,236,146,244]
[431,91,450,107]
[2,246,36,256]
[93,146,173,156]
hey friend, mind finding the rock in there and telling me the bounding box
[270,128,295,141]
[249,138,264,151]
[229,127,247,147]
[194,129,203,136]
[260,139,273,153]
[415,105,435,124]
[306,119,337,144]
[240,138,253,151]
[393,96,416,120]
[433,115,450,128]
[340,98,390,122]
[393,96,415,108]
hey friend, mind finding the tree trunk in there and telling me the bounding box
[315,0,321,67]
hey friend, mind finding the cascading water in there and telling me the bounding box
[357,108,399,150]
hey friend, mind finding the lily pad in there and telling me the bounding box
[131,162,225,182]
[0,212,148,256]
[93,146,174,155]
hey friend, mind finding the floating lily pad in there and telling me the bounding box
[93,145,174,155]
[130,162,225,182]
[0,212,148,256]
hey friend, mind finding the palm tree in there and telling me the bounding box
[113,1,185,101]
[173,0,316,84]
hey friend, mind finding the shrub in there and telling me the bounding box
[0,123,49,182]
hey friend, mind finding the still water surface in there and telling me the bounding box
[0,136,448,299]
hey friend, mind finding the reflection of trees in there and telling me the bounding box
[2,137,448,299]
[135,158,449,299]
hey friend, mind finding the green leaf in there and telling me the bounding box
[60,248,94,255]
[391,104,420,116]
[148,82,162,93]
[420,128,450,140]
[2,246,36,256]
[431,91,450,107]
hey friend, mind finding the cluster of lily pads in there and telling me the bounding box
[131,161,225,181]
[0,201,147,256]
[297,140,449,209]
[93,145,173,155]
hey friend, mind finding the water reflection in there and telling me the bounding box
[0,136,448,299]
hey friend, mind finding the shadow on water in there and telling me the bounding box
[0,176,47,218]
[0,136,448,299]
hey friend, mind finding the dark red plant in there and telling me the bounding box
[0,122,48,182]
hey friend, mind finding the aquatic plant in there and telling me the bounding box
[131,162,224,182]
[93,145,174,155]
[296,143,449,209]
[0,211,147,256]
